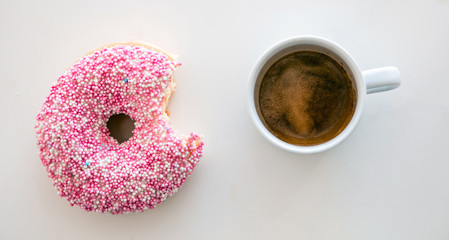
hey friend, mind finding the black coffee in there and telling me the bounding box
[258,50,356,146]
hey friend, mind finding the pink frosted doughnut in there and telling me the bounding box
[35,43,204,214]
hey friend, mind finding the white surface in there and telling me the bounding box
[1,0,449,239]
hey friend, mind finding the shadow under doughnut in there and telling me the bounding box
[107,113,135,144]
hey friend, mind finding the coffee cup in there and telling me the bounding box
[249,36,401,154]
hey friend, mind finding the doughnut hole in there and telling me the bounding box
[107,113,135,144]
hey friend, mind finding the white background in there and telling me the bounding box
[1,0,449,239]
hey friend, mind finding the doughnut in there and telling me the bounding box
[35,42,204,214]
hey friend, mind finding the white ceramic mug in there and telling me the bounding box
[249,36,401,154]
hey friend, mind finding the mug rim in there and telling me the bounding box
[248,35,366,154]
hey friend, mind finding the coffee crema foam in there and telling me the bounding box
[258,51,356,146]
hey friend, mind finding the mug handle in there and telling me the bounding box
[362,66,401,94]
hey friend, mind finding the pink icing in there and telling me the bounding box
[35,44,204,214]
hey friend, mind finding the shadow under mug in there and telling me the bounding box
[249,36,401,154]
